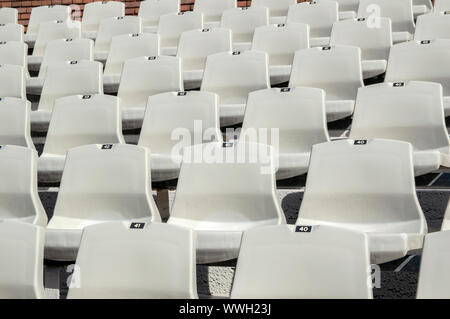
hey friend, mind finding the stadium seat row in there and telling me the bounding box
[1,138,450,298]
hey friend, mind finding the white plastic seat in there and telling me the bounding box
[28,20,82,72]
[335,0,360,14]
[289,45,363,122]
[31,60,103,132]
[435,0,450,11]
[118,56,182,129]
[251,23,309,84]
[103,33,160,93]
[286,0,338,47]
[157,12,203,56]
[230,225,372,299]
[0,98,35,150]
[0,145,47,226]
[81,1,125,39]
[0,64,25,99]
[330,17,392,79]
[0,41,28,77]
[27,38,93,95]
[296,139,427,264]
[417,230,450,298]
[193,0,236,27]
[168,142,286,264]
[67,222,197,299]
[24,5,71,47]
[241,87,330,180]
[220,7,269,51]
[139,0,180,33]
[45,144,161,261]
[384,39,450,117]
[201,51,269,127]
[138,91,222,183]
[251,0,297,24]
[357,0,415,44]
[177,28,232,89]
[0,221,45,299]
[38,94,125,183]
[415,12,450,41]
[94,16,142,61]
[350,81,450,176]
[0,7,17,24]
[0,23,23,42]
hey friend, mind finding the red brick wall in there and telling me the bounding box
[0,0,307,30]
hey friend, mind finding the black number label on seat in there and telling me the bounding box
[296,226,312,233]
[354,140,367,145]
[130,222,145,229]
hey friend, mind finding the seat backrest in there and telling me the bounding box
[230,224,372,298]
[118,56,183,110]
[67,222,197,299]
[157,12,203,48]
[38,60,103,112]
[0,41,27,71]
[138,0,180,27]
[0,98,34,150]
[414,12,450,41]
[26,5,71,36]
[0,7,17,24]
[0,64,25,98]
[201,51,270,105]
[289,45,363,100]
[176,28,232,71]
[350,81,450,152]
[297,139,426,233]
[32,20,81,57]
[241,87,330,154]
[286,0,338,38]
[221,7,269,43]
[138,91,222,154]
[417,231,450,299]
[43,94,124,156]
[251,23,309,66]
[330,17,392,60]
[335,0,360,12]
[0,145,46,225]
[357,0,415,34]
[435,0,450,11]
[38,38,93,78]
[0,23,23,42]
[0,221,45,298]
[82,1,125,33]
[194,0,236,23]
[104,33,160,76]
[94,16,142,54]
[53,144,160,222]
[252,0,297,17]
[385,39,450,96]
[169,142,285,224]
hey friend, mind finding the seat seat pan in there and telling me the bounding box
[28,55,43,72]
[45,216,153,261]
[269,16,286,24]
[362,59,387,79]
[122,107,145,130]
[26,77,45,95]
[94,52,108,63]
[143,26,158,34]
[443,97,450,117]
[232,42,251,52]
[392,32,412,44]
[160,46,177,56]
[310,37,330,48]
[82,31,97,40]
[168,217,282,264]
[325,100,355,122]
[103,74,121,93]
[339,11,356,20]
[150,154,182,182]
[413,149,446,176]
[183,69,203,90]
[30,110,51,132]
[24,34,36,48]
[270,65,291,85]
[219,103,246,127]
[277,153,311,180]
[296,217,425,264]
[38,154,65,183]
